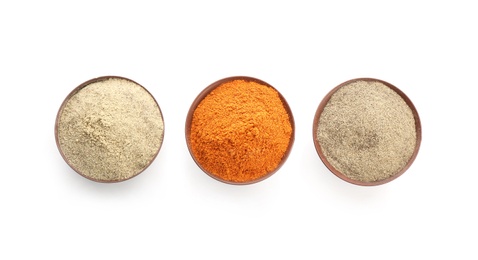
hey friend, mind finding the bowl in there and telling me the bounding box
[313,78,421,186]
[55,76,165,183]
[185,76,295,185]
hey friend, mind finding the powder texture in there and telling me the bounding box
[57,77,164,182]
[190,79,292,183]
[317,80,416,183]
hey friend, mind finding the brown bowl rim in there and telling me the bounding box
[312,77,422,186]
[185,76,295,185]
[54,75,165,183]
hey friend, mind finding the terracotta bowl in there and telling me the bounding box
[185,76,295,185]
[313,78,421,186]
[55,76,165,183]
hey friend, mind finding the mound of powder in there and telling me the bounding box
[316,80,417,183]
[189,79,293,183]
[56,77,164,182]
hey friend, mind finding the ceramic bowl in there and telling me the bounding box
[185,76,295,185]
[55,76,165,183]
[313,78,421,186]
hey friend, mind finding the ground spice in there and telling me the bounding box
[189,79,293,183]
[316,80,417,183]
[56,77,164,182]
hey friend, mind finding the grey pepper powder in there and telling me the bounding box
[56,77,164,182]
[316,80,417,183]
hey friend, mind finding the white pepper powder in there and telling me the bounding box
[56,77,164,182]
[316,80,417,183]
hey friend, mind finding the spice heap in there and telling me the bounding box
[316,79,417,183]
[56,77,164,182]
[189,79,293,184]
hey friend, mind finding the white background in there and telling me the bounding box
[1,1,477,259]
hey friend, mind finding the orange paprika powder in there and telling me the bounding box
[188,77,293,184]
